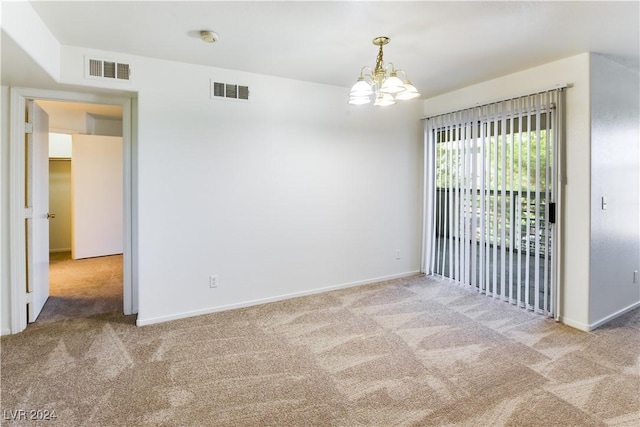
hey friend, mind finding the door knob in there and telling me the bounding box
[46,213,56,219]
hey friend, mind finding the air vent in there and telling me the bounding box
[238,85,249,100]
[225,84,237,99]
[117,63,130,80]
[213,82,225,97]
[104,61,116,78]
[210,80,250,102]
[85,56,132,82]
[89,59,102,77]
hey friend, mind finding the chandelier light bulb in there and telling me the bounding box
[373,92,395,107]
[349,96,372,105]
[350,78,374,97]
[380,72,406,94]
[395,81,420,100]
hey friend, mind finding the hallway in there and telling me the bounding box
[37,252,123,323]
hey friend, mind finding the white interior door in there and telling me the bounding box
[26,100,50,322]
[71,134,124,259]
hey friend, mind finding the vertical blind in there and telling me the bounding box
[422,89,564,317]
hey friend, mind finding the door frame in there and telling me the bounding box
[9,86,137,334]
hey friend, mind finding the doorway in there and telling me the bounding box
[41,252,123,322]
[37,100,125,323]
[8,87,136,334]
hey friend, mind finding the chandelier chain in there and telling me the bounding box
[374,44,385,74]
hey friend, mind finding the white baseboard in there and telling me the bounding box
[136,271,421,327]
[560,300,640,332]
[559,316,591,332]
[588,300,640,331]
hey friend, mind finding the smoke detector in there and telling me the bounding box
[200,31,219,43]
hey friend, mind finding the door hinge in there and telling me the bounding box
[24,207,33,219]
[25,123,33,134]
[25,292,34,304]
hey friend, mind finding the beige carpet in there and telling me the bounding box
[1,274,639,426]
[37,251,123,323]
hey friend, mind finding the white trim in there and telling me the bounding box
[587,301,640,331]
[420,121,428,273]
[1,328,12,336]
[8,87,136,334]
[559,316,591,332]
[553,89,565,322]
[9,89,27,334]
[559,301,640,332]
[136,271,421,327]
[121,98,134,315]
[129,97,138,314]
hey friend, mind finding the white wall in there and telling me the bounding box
[37,105,123,136]
[589,54,640,326]
[54,46,425,325]
[72,135,124,259]
[423,53,593,329]
[136,64,423,325]
[1,1,60,82]
[87,114,122,137]
[39,103,87,134]
[49,133,72,158]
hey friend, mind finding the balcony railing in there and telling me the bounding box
[432,187,553,312]
[434,187,550,256]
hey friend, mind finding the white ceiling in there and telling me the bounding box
[8,1,640,98]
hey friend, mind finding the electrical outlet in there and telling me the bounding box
[396,250,401,260]
[209,275,218,288]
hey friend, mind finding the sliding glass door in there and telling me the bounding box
[423,90,563,316]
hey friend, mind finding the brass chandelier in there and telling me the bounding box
[349,36,420,106]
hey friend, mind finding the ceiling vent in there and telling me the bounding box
[85,56,132,82]
[211,80,249,102]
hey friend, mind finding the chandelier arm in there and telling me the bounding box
[360,66,374,80]
[394,68,407,79]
